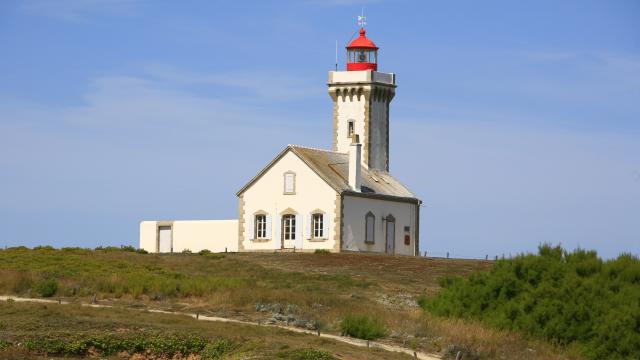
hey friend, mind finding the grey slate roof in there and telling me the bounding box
[237,145,418,202]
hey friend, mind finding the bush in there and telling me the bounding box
[421,245,640,360]
[314,249,331,255]
[35,279,58,297]
[201,340,234,359]
[121,245,136,252]
[276,348,337,360]
[199,249,212,255]
[182,249,192,254]
[339,314,387,340]
[135,248,148,254]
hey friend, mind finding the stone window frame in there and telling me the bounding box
[347,120,355,139]
[365,211,375,244]
[254,213,267,240]
[283,171,296,195]
[312,212,324,239]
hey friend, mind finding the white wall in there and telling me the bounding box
[140,221,156,252]
[139,220,238,253]
[334,90,366,155]
[341,195,418,256]
[240,150,339,252]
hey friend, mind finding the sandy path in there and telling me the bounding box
[0,295,441,360]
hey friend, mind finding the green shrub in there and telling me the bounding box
[182,249,192,254]
[35,279,58,297]
[0,339,9,350]
[277,348,337,360]
[421,244,640,360]
[339,314,387,340]
[201,340,234,359]
[135,248,148,254]
[121,245,137,252]
[314,249,331,255]
[33,245,55,251]
[199,249,212,255]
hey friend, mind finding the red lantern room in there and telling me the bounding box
[346,28,378,71]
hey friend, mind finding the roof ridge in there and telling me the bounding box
[288,144,346,154]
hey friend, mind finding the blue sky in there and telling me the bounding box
[1,0,638,259]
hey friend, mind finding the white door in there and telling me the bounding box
[281,214,296,249]
[158,226,172,253]
[385,220,395,255]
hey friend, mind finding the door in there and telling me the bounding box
[385,217,395,255]
[158,226,172,253]
[281,214,296,249]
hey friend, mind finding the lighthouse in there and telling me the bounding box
[328,26,396,171]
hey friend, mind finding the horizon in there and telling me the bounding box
[1,1,638,259]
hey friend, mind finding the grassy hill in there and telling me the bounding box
[0,247,583,359]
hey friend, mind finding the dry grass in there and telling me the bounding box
[0,300,411,359]
[0,248,583,359]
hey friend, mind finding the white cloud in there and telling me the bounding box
[143,64,323,102]
[21,0,140,22]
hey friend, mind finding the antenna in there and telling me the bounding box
[335,40,338,71]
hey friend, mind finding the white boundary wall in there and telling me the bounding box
[139,220,238,253]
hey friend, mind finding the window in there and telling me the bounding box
[282,214,296,241]
[284,172,295,194]
[365,212,375,244]
[255,215,267,239]
[312,213,324,238]
[404,226,410,245]
[347,120,355,138]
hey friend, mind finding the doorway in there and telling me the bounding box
[385,215,395,255]
[281,214,296,249]
[158,225,172,253]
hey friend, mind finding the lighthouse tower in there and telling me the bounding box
[328,27,396,171]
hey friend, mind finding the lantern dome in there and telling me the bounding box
[346,28,378,71]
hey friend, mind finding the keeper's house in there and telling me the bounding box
[140,27,422,256]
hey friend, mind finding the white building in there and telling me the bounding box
[140,27,422,256]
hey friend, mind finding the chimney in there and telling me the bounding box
[349,135,362,192]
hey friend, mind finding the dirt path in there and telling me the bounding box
[0,295,441,360]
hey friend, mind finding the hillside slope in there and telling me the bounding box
[0,247,581,359]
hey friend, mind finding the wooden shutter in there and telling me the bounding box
[305,213,312,239]
[323,214,330,239]
[265,215,272,240]
[247,216,255,240]
[275,215,281,243]
[295,214,303,249]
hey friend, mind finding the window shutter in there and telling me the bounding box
[323,214,330,239]
[305,213,312,239]
[247,215,255,240]
[275,215,281,243]
[295,214,303,249]
[265,215,272,240]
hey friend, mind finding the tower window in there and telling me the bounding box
[347,121,355,138]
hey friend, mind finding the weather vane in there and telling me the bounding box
[357,9,367,28]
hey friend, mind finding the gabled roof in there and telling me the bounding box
[236,145,418,203]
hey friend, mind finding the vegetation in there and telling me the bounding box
[1,301,395,359]
[340,314,387,340]
[34,279,58,297]
[420,245,640,360]
[0,246,584,359]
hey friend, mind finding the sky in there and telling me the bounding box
[0,0,638,259]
